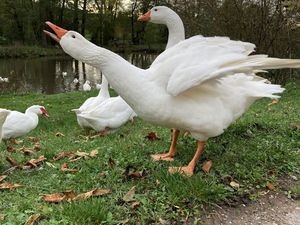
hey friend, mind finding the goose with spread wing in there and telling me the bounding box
[45,22,300,176]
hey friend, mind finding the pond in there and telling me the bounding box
[0,52,158,94]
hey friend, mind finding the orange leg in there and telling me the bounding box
[168,141,206,177]
[151,129,180,161]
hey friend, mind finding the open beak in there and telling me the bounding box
[138,11,151,22]
[43,21,68,43]
[40,108,49,118]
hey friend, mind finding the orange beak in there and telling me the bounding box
[43,21,68,42]
[138,11,151,22]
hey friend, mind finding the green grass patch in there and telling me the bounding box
[0,82,299,224]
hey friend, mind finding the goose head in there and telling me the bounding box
[44,22,98,64]
[27,105,49,118]
[138,6,177,24]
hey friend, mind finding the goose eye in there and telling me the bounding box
[154,8,158,11]
[72,34,76,38]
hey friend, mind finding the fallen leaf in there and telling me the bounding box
[33,143,41,151]
[6,146,16,153]
[53,151,75,161]
[108,158,116,168]
[202,160,213,173]
[122,186,136,202]
[0,183,22,190]
[27,136,39,143]
[123,166,145,179]
[6,156,18,166]
[42,193,65,203]
[0,214,5,221]
[45,162,57,169]
[0,175,7,182]
[89,149,98,157]
[23,155,46,169]
[10,139,23,145]
[73,188,112,201]
[130,201,140,209]
[25,214,42,225]
[144,132,161,141]
[266,181,275,190]
[229,181,240,189]
[268,99,278,106]
[55,132,65,137]
[63,190,77,201]
[60,163,78,173]
[20,147,35,155]
[290,122,300,130]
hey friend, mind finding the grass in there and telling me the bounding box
[0,46,65,58]
[0,82,299,224]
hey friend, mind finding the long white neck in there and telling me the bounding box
[70,44,146,106]
[97,75,110,98]
[164,12,185,49]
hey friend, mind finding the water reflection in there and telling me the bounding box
[0,52,158,94]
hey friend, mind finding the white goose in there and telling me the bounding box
[83,80,91,91]
[2,105,49,140]
[138,6,260,161]
[45,22,300,176]
[72,75,110,128]
[0,109,10,142]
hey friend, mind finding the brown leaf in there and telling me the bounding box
[0,183,22,190]
[73,188,111,201]
[122,186,136,202]
[6,156,18,166]
[53,151,75,161]
[268,99,279,106]
[10,139,23,145]
[33,143,41,151]
[42,193,65,203]
[266,181,275,191]
[24,155,46,169]
[25,214,42,225]
[290,122,300,130]
[144,132,161,141]
[123,166,145,179]
[202,160,213,173]
[6,146,16,153]
[27,136,39,143]
[130,201,140,209]
[63,190,77,201]
[108,158,116,168]
[20,147,35,155]
[0,175,7,182]
[55,132,65,137]
[60,163,78,173]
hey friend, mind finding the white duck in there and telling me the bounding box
[0,109,10,142]
[73,78,79,84]
[2,105,49,140]
[83,80,91,91]
[45,22,300,176]
[72,75,110,128]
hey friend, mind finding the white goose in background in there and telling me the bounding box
[0,109,10,142]
[72,75,110,128]
[45,22,300,176]
[83,80,91,91]
[2,105,49,140]
[138,6,262,162]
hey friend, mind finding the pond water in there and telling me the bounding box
[0,52,158,94]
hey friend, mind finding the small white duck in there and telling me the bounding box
[0,109,10,142]
[3,78,9,83]
[95,83,102,90]
[62,71,68,77]
[2,105,49,140]
[83,80,91,91]
[45,22,300,176]
[72,75,110,128]
[73,78,79,84]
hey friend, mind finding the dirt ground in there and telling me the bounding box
[202,178,300,225]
